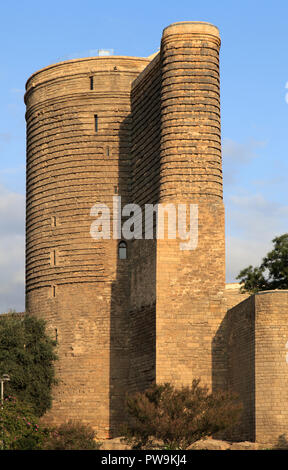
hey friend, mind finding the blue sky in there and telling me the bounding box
[0,0,287,312]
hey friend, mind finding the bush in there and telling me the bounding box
[273,434,288,449]
[0,396,48,450]
[42,420,101,450]
[0,400,101,450]
[122,380,242,449]
[0,313,57,417]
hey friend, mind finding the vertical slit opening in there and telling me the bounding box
[94,114,98,132]
[90,76,94,90]
[51,249,56,266]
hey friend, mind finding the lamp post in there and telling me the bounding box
[0,374,10,405]
[0,374,10,450]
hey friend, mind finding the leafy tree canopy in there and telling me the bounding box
[0,313,57,417]
[237,234,288,294]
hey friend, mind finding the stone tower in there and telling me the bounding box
[156,22,225,387]
[25,22,225,438]
[25,56,149,436]
[128,21,225,400]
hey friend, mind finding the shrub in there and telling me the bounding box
[0,396,48,450]
[122,380,242,449]
[42,420,101,450]
[0,313,57,417]
[274,434,288,449]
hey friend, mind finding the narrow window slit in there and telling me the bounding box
[94,114,98,132]
[51,249,56,266]
[90,76,94,90]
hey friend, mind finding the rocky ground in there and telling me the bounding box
[100,437,277,451]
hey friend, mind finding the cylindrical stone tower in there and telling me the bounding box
[25,56,149,437]
[155,22,226,387]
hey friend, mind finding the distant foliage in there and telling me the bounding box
[122,380,242,450]
[0,396,48,450]
[42,420,102,450]
[0,313,57,417]
[237,234,288,293]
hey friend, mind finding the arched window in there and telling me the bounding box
[118,241,127,260]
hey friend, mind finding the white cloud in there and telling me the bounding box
[223,138,265,163]
[222,138,266,185]
[0,133,12,143]
[226,235,272,282]
[251,176,286,186]
[226,192,288,281]
[223,137,287,281]
[10,88,25,94]
[0,165,25,176]
[0,185,25,313]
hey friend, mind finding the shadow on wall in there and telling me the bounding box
[212,296,256,442]
[109,113,132,437]
[109,102,160,435]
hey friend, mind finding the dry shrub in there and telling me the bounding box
[42,420,101,450]
[123,380,242,449]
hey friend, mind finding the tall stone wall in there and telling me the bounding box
[226,296,256,441]
[128,53,162,394]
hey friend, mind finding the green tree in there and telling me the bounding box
[0,313,57,417]
[237,234,288,293]
[122,380,242,450]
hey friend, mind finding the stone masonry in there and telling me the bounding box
[25,21,288,444]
